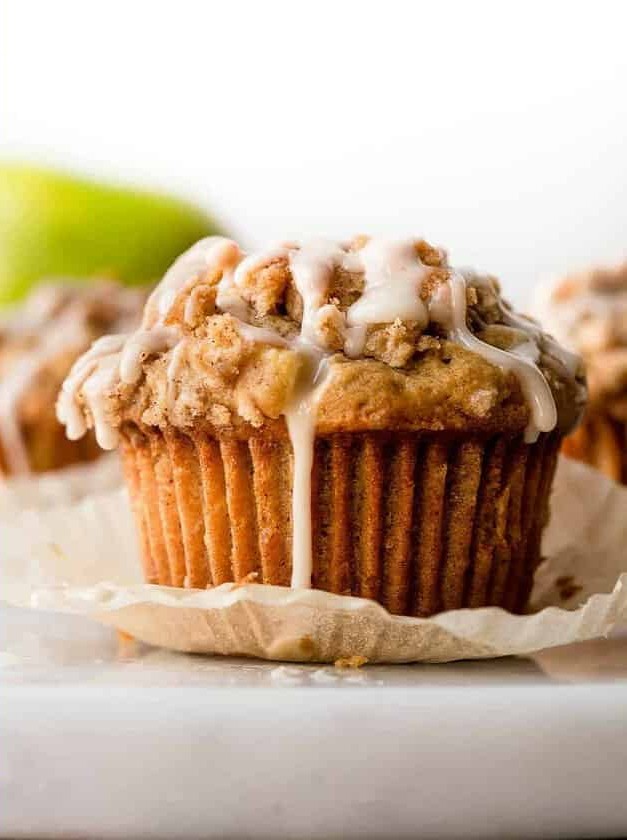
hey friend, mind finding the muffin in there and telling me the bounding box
[0,281,145,476]
[58,236,585,616]
[538,261,627,483]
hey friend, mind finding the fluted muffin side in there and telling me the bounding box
[120,424,559,616]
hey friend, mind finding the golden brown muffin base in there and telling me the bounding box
[562,410,626,485]
[0,413,102,476]
[119,424,560,617]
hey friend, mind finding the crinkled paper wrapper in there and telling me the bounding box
[1,456,626,663]
[0,454,122,515]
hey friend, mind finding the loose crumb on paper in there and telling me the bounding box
[266,635,318,661]
[334,655,368,669]
[48,542,67,560]
[232,571,260,588]
[555,575,583,602]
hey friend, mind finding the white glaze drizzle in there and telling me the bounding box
[214,242,281,322]
[504,306,581,378]
[57,334,127,446]
[215,278,248,321]
[288,239,345,346]
[145,236,242,325]
[79,355,125,450]
[236,321,290,348]
[119,327,181,385]
[232,297,324,589]
[343,325,368,359]
[345,238,429,356]
[467,271,582,379]
[284,354,328,588]
[166,339,189,416]
[282,240,350,586]
[234,248,290,291]
[435,272,557,443]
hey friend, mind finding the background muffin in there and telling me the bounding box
[538,262,627,483]
[0,281,145,475]
[58,236,585,616]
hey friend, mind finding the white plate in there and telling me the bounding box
[2,604,627,839]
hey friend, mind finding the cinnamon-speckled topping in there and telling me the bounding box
[58,236,585,446]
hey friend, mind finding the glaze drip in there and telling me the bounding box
[120,327,181,385]
[288,239,345,347]
[284,353,328,588]
[58,334,127,447]
[145,236,242,326]
[346,238,429,354]
[437,273,557,443]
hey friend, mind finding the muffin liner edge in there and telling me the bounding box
[1,455,626,663]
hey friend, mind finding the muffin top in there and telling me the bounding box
[58,236,586,449]
[538,260,627,420]
[0,281,145,474]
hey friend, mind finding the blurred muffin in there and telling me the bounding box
[538,261,627,483]
[0,281,145,476]
[58,236,585,616]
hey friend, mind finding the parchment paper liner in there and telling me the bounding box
[121,426,559,615]
[1,457,626,663]
[0,454,122,515]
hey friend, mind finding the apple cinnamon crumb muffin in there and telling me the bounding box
[58,237,586,616]
[0,281,145,475]
[537,260,627,484]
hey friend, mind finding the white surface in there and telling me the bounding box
[2,2,627,302]
[2,604,627,839]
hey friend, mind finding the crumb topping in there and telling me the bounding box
[57,236,586,450]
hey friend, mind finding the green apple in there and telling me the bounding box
[0,163,224,306]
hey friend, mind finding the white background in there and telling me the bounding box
[2,0,627,303]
